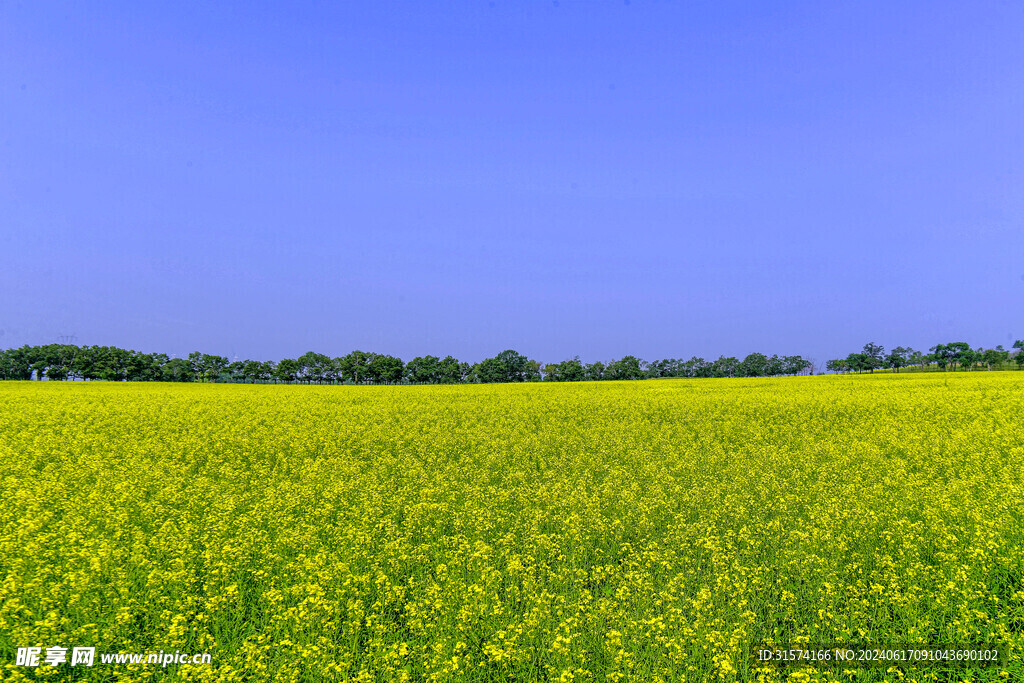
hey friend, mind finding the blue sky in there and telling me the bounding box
[2,1,1022,367]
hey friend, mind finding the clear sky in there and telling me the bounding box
[2,1,1022,368]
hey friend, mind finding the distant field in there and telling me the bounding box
[1,375,1021,681]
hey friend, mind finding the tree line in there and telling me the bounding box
[826,341,1024,373]
[0,344,813,384]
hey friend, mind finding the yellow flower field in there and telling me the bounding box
[0,374,1021,681]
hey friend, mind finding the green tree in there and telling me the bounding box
[259,360,277,383]
[187,351,204,380]
[406,355,441,383]
[474,350,534,383]
[961,346,980,371]
[981,348,1003,370]
[738,352,768,377]
[297,351,332,384]
[74,346,103,381]
[782,355,810,376]
[861,343,884,373]
[845,352,868,373]
[682,357,709,378]
[338,351,372,384]
[647,358,681,378]
[437,356,469,384]
[708,357,735,378]
[162,357,195,382]
[201,354,228,382]
[826,359,842,373]
[885,347,909,373]
[945,342,971,370]
[605,356,646,380]
[226,361,245,382]
[275,358,299,383]
[369,354,404,384]
[545,357,586,382]
[242,360,263,383]
[127,351,166,381]
[0,347,32,380]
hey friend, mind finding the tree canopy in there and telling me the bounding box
[826,340,1022,373]
[0,343,822,384]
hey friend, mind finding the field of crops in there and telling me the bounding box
[1,374,1022,681]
